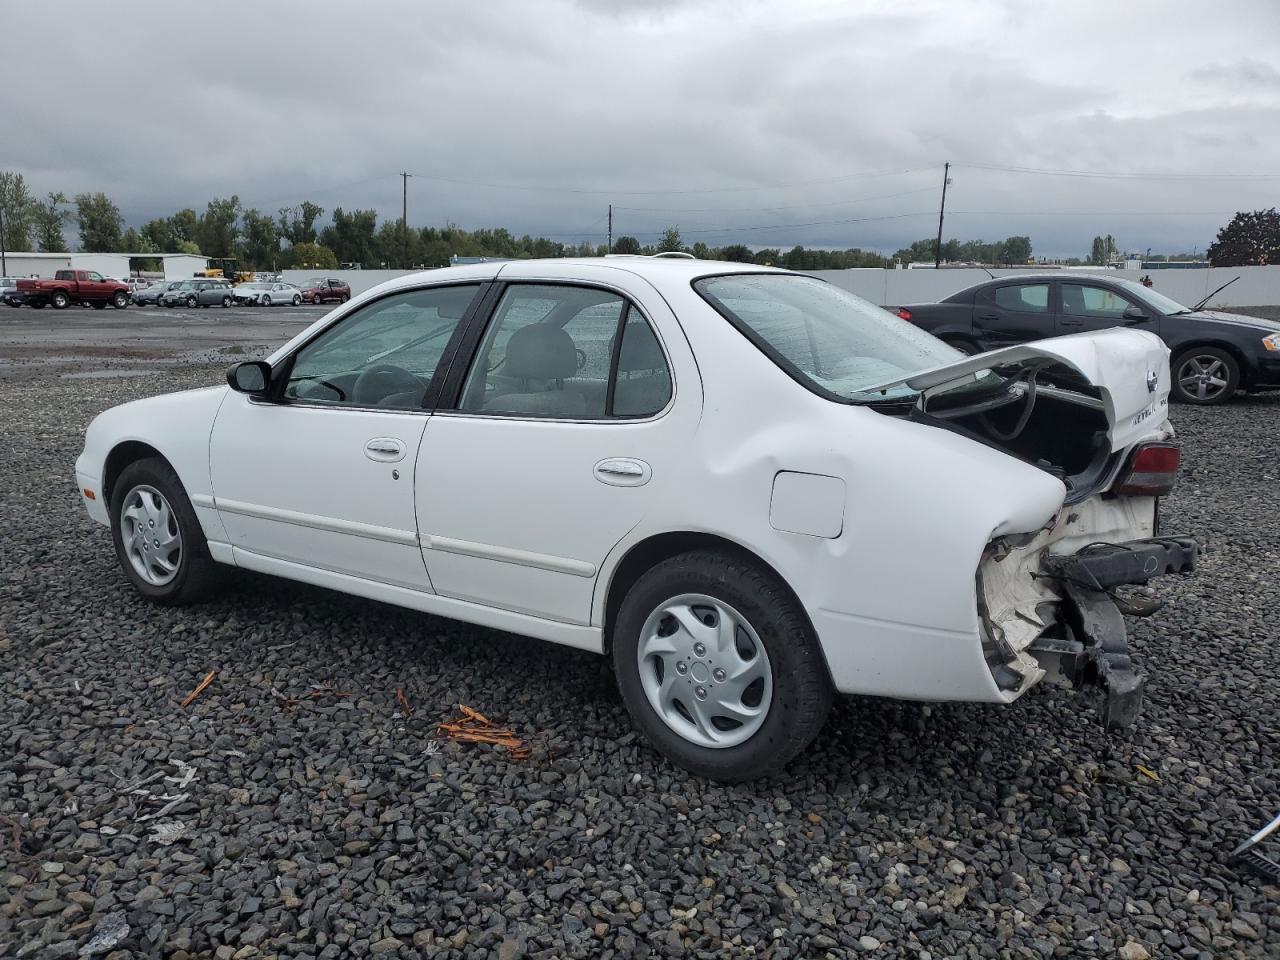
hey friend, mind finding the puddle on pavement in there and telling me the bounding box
[61,369,153,379]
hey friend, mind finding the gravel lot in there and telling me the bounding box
[1,313,1277,958]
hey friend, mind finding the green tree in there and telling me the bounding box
[321,208,379,266]
[32,191,71,252]
[611,235,641,254]
[279,201,325,246]
[141,217,177,252]
[240,208,282,269]
[0,171,35,251]
[281,241,338,270]
[657,226,684,253]
[1088,234,1116,266]
[198,196,241,257]
[996,236,1032,265]
[1206,209,1280,266]
[171,208,200,246]
[74,192,124,251]
[121,227,157,254]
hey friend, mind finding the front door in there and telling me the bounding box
[972,281,1054,348]
[1056,282,1142,335]
[209,282,484,589]
[415,277,699,625]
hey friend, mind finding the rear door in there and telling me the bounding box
[1056,282,1142,336]
[972,280,1054,348]
[414,268,699,625]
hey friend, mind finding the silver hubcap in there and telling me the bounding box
[119,484,182,586]
[637,593,772,749]
[1178,355,1229,401]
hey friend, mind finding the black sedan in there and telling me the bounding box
[896,274,1280,405]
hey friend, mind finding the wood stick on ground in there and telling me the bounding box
[396,688,413,717]
[179,670,216,709]
[437,705,529,759]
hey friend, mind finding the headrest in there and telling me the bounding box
[505,323,578,380]
[613,323,666,373]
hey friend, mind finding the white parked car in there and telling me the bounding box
[75,258,1195,780]
[234,281,302,306]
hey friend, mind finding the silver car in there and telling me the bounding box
[160,279,236,308]
[234,282,303,306]
[133,281,185,306]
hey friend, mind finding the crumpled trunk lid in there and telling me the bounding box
[861,328,1171,453]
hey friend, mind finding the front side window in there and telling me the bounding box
[1060,283,1133,319]
[459,283,671,419]
[695,274,958,401]
[283,284,479,409]
[993,283,1049,313]
[89,272,104,282]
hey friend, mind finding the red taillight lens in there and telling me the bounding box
[1114,442,1180,496]
[896,307,913,321]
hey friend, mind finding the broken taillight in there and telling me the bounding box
[1114,442,1180,496]
[896,307,913,322]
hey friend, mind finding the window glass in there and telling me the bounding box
[612,311,672,417]
[993,283,1049,313]
[1060,283,1132,319]
[284,284,478,409]
[89,272,104,282]
[695,274,958,401]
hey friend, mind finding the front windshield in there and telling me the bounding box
[1116,279,1189,315]
[695,274,962,400]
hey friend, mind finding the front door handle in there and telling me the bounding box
[978,313,1001,322]
[1059,318,1084,327]
[594,457,651,486]
[365,438,406,462]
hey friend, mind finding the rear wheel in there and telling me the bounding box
[943,336,983,356]
[112,291,129,309]
[51,291,70,309]
[1171,347,1238,405]
[222,295,232,307]
[340,293,349,303]
[612,551,832,782]
[110,458,222,605]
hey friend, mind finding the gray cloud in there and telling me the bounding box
[5,0,1280,258]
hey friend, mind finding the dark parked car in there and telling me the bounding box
[299,277,351,304]
[896,274,1280,405]
[160,279,235,308]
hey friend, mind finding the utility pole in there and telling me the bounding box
[607,204,612,254]
[0,203,6,277]
[934,161,950,269]
[400,171,412,269]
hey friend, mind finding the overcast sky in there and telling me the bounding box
[6,0,1280,258]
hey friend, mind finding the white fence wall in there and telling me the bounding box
[811,265,1280,309]
[278,264,1280,308]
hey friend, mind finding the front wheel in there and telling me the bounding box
[185,295,197,308]
[292,294,301,306]
[1171,347,1239,405]
[110,458,222,605]
[261,295,272,306]
[612,551,832,782]
[51,291,70,309]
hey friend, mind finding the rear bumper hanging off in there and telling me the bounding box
[1031,536,1198,731]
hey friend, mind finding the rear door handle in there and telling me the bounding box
[594,457,651,486]
[365,438,406,462]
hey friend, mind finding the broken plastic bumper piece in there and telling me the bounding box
[1031,536,1198,732]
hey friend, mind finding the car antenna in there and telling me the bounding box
[1190,275,1239,312]
[981,267,995,279]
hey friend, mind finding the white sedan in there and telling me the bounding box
[75,258,1195,780]
[234,281,302,306]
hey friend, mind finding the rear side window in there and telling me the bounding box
[459,283,671,419]
[993,283,1048,313]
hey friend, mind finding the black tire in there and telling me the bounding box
[221,295,232,308]
[340,294,349,303]
[262,295,272,306]
[943,336,983,356]
[1170,346,1239,405]
[112,291,129,309]
[612,550,832,782]
[110,458,222,605]
[51,291,70,309]
[292,294,301,306]
[185,295,197,308]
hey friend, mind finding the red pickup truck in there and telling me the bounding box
[15,270,131,310]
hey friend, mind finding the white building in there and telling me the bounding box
[0,251,208,280]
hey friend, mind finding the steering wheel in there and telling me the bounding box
[351,363,423,405]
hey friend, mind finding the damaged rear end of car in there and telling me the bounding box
[865,328,1198,729]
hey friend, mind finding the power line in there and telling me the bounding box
[954,161,1280,181]
[611,185,938,215]
[405,165,936,197]
[947,209,1237,216]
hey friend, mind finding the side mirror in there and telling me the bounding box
[1123,305,1149,323]
[227,360,271,395]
